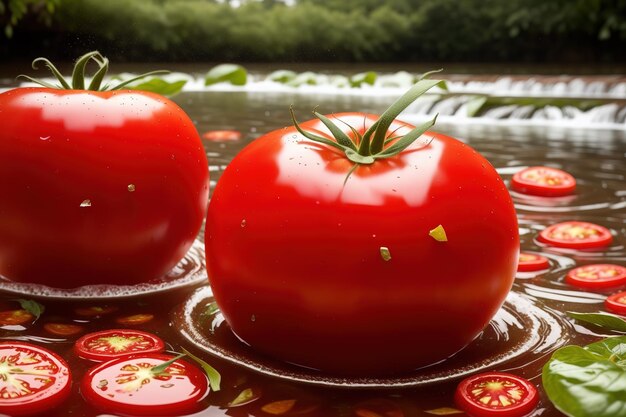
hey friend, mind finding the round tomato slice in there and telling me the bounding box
[115,313,154,326]
[517,253,550,272]
[201,130,242,142]
[74,329,165,362]
[538,221,613,249]
[605,291,626,315]
[455,372,539,417]
[0,342,71,416]
[0,309,34,326]
[81,353,209,416]
[566,264,626,289]
[511,166,576,197]
[74,305,119,318]
[44,323,84,337]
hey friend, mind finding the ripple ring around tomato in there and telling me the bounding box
[206,78,520,375]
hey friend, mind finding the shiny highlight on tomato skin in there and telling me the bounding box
[206,114,519,375]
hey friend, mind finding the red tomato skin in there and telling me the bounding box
[206,114,519,375]
[0,88,209,288]
[81,353,209,416]
[605,291,626,315]
[0,342,72,416]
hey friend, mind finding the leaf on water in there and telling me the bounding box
[228,387,260,407]
[130,78,187,96]
[350,71,377,88]
[205,64,247,86]
[181,347,221,392]
[568,312,626,333]
[267,69,296,84]
[17,299,45,320]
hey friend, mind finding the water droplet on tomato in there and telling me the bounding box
[127,184,136,192]
[39,136,50,141]
[241,219,247,228]
[80,199,92,208]
[251,314,256,322]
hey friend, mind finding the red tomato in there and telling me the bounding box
[81,353,209,416]
[566,264,626,289]
[116,313,155,326]
[202,129,242,142]
[74,329,165,362]
[511,166,576,197]
[517,252,550,272]
[605,291,626,315]
[455,372,539,417]
[44,323,84,337]
[206,110,519,374]
[0,68,209,288]
[0,341,72,416]
[0,309,34,326]
[538,221,613,249]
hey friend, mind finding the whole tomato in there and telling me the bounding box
[206,78,519,375]
[0,52,209,288]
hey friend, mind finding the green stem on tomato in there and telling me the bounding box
[18,51,168,92]
[290,70,447,168]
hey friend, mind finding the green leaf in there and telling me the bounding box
[181,347,221,392]
[205,64,247,86]
[466,96,488,117]
[313,112,357,150]
[568,312,626,333]
[130,78,187,96]
[267,69,296,84]
[151,353,186,375]
[542,336,626,417]
[374,115,436,158]
[350,71,377,88]
[286,72,318,87]
[228,387,260,407]
[17,299,45,320]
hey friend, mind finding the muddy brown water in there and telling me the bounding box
[0,90,625,416]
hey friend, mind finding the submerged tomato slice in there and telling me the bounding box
[517,253,550,272]
[511,166,576,197]
[455,372,539,417]
[81,353,209,416]
[116,313,154,326]
[538,221,613,249]
[74,329,165,362]
[566,264,626,289]
[74,305,119,318]
[0,342,71,416]
[44,323,84,337]
[605,291,626,315]
[0,309,34,326]
[201,130,242,142]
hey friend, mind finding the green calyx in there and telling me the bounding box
[290,69,447,166]
[18,51,167,91]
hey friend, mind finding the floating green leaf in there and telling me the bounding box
[466,96,488,117]
[568,312,626,333]
[228,388,260,407]
[287,72,318,87]
[543,336,626,417]
[181,347,221,392]
[130,78,187,96]
[205,64,247,86]
[350,71,377,88]
[267,69,296,84]
[17,299,45,321]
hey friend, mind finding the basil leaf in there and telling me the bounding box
[350,71,377,88]
[17,299,45,320]
[130,78,187,96]
[542,336,626,417]
[181,347,221,392]
[205,64,247,86]
[568,312,626,333]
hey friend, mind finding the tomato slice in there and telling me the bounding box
[511,166,576,197]
[566,264,626,289]
[74,329,165,362]
[74,305,119,318]
[81,353,209,416]
[201,130,242,142]
[455,372,539,417]
[517,253,550,272]
[0,309,34,326]
[44,323,84,337]
[0,342,72,416]
[538,221,613,249]
[115,313,154,326]
[605,291,626,315]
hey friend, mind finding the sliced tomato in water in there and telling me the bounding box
[538,221,612,249]
[605,291,626,315]
[511,166,576,197]
[115,313,155,326]
[517,253,550,272]
[44,323,84,337]
[74,329,165,362]
[565,264,626,289]
[81,353,209,416]
[0,342,72,416]
[455,372,539,417]
[0,309,34,326]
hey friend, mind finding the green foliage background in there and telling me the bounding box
[2,0,625,62]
